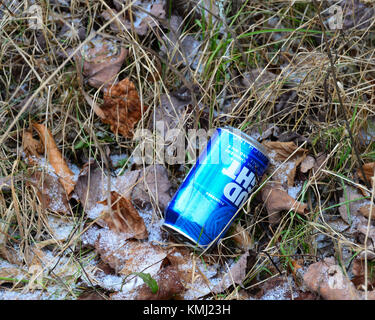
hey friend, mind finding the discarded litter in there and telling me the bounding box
[163,127,269,249]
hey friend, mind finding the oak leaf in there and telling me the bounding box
[28,170,71,214]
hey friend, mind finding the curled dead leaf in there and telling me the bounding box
[98,191,148,239]
[98,78,148,138]
[261,184,307,224]
[263,141,307,161]
[28,123,75,196]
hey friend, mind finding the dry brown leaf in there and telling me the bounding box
[300,155,316,173]
[131,164,172,211]
[28,170,71,214]
[98,78,148,138]
[263,141,307,161]
[98,191,148,239]
[132,264,184,300]
[78,36,127,89]
[212,251,250,294]
[74,161,140,218]
[22,128,43,158]
[31,123,75,196]
[0,245,22,266]
[94,228,166,274]
[338,186,369,224]
[261,184,307,224]
[358,204,375,219]
[357,162,375,183]
[303,257,360,300]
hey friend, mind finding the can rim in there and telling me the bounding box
[162,223,208,250]
[222,126,268,158]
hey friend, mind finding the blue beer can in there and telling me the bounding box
[163,127,269,249]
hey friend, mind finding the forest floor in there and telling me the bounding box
[0,0,375,300]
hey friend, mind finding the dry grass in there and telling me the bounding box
[0,0,374,300]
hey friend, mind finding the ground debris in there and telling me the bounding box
[77,35,127,89]
[303,257,360,300]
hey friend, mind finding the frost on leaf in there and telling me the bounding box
[78,35,127,90]
[303,257,360,300]
[28,170,70,214]
[261,140,308,224]
[98,191,148,239]
[98,78,148,138]
[261,185,307,224]
[94,229,166,274]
